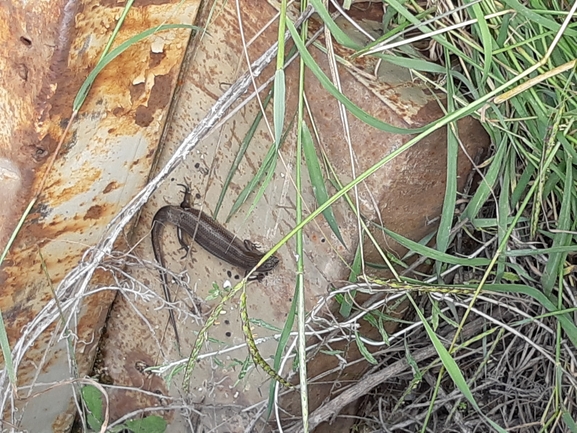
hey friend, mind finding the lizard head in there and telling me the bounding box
[255,255,280,273]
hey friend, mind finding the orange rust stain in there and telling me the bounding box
[103,181,120,194]
[129,82,146,104]
[149,51,166,68]
[133,71,176,127]
[134,105,154,127]
[148,73,173,111]
[84,204,104,220]
[111,106,126,118]
[45,164,103,208]
[129,158,142,169]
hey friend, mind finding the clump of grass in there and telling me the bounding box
[289,0,577,431]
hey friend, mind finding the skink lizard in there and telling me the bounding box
[151,186,279,352]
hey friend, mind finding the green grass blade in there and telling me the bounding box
[309,0,358,49]
[213,91,273,218]
[339,243,363,318]
[370,222,491,267]
[302,123,346,246]
[227,115,295,221]
[407,295,507,432]
[435,53,458,272]
[496,153,512,283]
[0,313,15,392]
[273,70,286,147]
[98,0,134,63]
[227,144,277,218]
[462,138,506,221]
[541,154,573,293]
[562,410,577,432]
[469,0,493,88]
[500,0,577,36]
[354,331,377,365]
[487,283,577,347]
[81,385,104,431]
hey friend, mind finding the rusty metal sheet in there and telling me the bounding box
[0,0,199,431]
[101,2,489,433]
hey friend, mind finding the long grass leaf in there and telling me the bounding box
[462,138,506,221]
[309,0,358,49]
[435,52,458,271]
[302,123,346,246]
[500,0,577,36]
[408,295,507,433]
[273,70,286,147]
[486,283,577,347]
[469,1,493,87]
[541,154,573,293]
[496,153,512,282]
[227,115,295,220]
[267,290,298,418]
[370,222,490,267]
[339,244,363,318]
[0,315,15,391]
[213,91,273,217]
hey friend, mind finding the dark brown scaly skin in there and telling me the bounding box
[151,187,279,352]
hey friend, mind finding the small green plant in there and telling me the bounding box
[81,385,167,433]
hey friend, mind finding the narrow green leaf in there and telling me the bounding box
[273,70,286,147]
[309,0,359,49]
[404,341,422,382]
[364,313,390,344]
[469,0,493,88]
[500,0,577,36]
[407,296,507,433]
[228,148,276,219]
[245,158,278,217]
[462,135,506,221]
[483,284,577,348]
[267,285,298,418]
[351,7,435,58]
[302,123,346,246]
[510,158,535,208]
[541,154,573,293]
[496,154,511,282]
[436,52,458,270]
[228,115,295,221]
[370,221,491,267]
[0,313,15,392]
[470,217,529,229]
[213,91,273,218]
[354,331,377,365]
[562,409,577,432]
[339,243,362,318]
[506,245,577,257]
